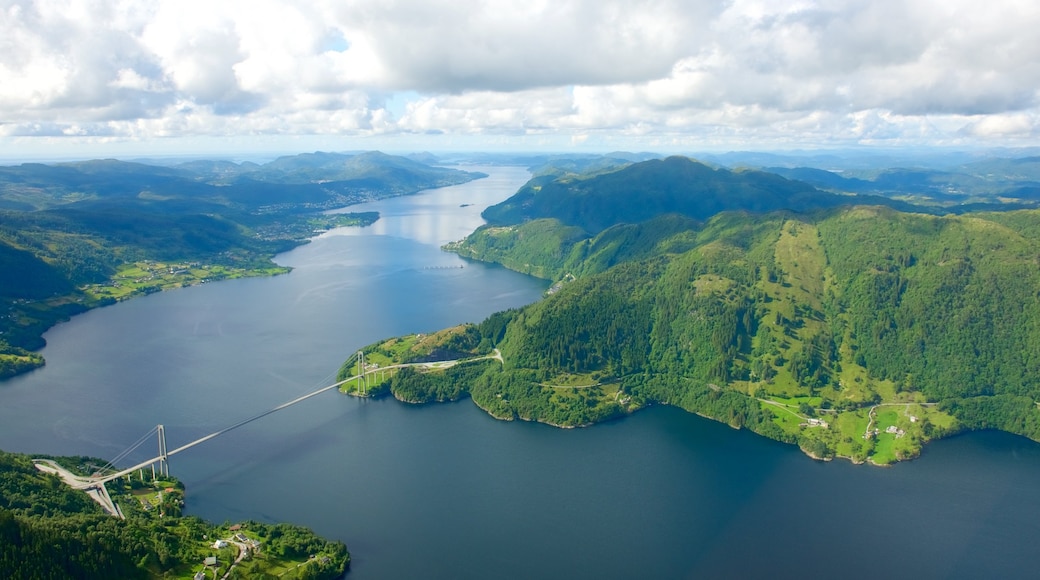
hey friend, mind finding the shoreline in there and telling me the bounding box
[350,378,966,465]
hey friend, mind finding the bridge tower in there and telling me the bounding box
[357,350,367,396]
[157,424,169,478]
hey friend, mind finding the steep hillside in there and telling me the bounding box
[392,207,1040,463]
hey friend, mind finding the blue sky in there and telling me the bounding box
[2,0,1039,159]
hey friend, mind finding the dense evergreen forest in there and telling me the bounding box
[0,152,481,379]
[362,157,1040,464]
[0,450,347,579]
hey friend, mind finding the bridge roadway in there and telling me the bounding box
[58,349,502,491]
[75,374,356,489]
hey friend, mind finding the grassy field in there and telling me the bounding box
[83,261,290,303]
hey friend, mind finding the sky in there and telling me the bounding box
[2,0,1040,159]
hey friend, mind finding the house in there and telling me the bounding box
[213,539,228,549]
[204,556,218,567]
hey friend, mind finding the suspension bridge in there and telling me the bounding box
[34,349,502,517]
[33,351,379,516]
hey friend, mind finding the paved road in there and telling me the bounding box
[33,459,123,518]
[219,539,251,580]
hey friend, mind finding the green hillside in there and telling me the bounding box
[354,160,1040,465]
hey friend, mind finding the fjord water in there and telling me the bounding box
[2,168,1040,578]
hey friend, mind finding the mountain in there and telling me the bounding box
[481,156,915,234]
[358,159,1040,465]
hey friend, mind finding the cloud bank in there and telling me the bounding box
[2,0,1039,151]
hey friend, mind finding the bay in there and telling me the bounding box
[1,166,1039,579]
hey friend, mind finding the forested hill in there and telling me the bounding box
[392,161,1040,465]
[480,156,916,234]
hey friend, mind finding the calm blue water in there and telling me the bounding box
[2,167,1040,579]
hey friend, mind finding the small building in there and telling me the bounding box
[213,539,228,549]
[229,524,242,531]
[204,556,218,567]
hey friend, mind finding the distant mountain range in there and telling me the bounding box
[0,151,484,212]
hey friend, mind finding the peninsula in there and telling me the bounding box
[338,155,1040,465]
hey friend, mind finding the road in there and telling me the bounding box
[351,348,505,385]
[219,539,251,580]
[33,459,124,518]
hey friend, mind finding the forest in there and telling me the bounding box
[0,450,348,579]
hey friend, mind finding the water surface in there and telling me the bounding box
[1,167,1039,579]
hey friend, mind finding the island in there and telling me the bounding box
[0,450,348,579]
[337,155,1040,466]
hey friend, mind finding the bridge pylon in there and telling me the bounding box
[358,350,367,396]
[157,424,169,478]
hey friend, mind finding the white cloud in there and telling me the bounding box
[1,0,1039,151]
[961,113,1039,139]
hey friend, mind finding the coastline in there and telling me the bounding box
[344,369,964,465]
